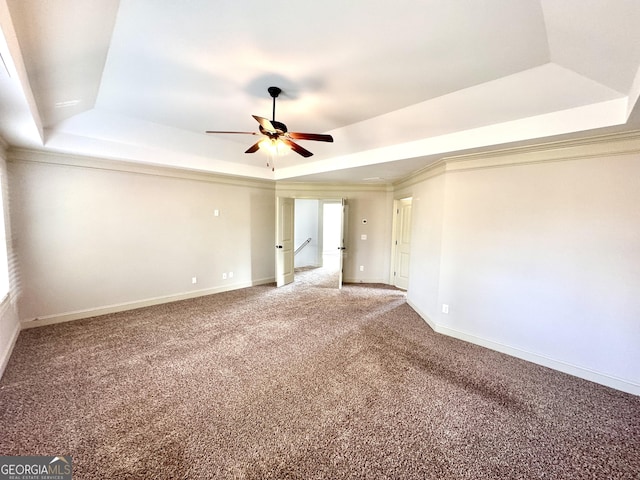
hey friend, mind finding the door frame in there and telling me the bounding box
[390,196,413,290]
[338,198,348,289]
[277,195,346,287]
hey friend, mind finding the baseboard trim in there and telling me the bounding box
[406,299,640,396]
[0,318,20,379]
[342,276,388,284]
[21,277,275,329]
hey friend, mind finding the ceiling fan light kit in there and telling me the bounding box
[206,86,333,170]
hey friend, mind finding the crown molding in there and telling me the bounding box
[393,130,640,190]
[443,130,640,173]
[393,160,446,190]
[8,130,640,193]
[7,147,275,190]
[276,181,392,196]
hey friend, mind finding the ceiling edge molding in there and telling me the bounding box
[275,181,392,196]
[392,129,640,190]
[7,147,276,190]
[443,130,640,173]
[393,161,447,190]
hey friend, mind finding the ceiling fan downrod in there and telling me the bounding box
[267,86,281,122]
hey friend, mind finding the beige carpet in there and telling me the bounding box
[294,253,341,288]
[1,279,639,479]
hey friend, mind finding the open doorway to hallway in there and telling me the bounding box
[294,199,342,288]
[322,202,342,275]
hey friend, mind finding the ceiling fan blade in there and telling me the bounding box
[245,141,262,154]
[252,115,277,133]
[287,132,334,142]
[205,130,258,135]
[280,137,313,158]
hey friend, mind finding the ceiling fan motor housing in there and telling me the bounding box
[261,120,287,134]
[259,124,287,139]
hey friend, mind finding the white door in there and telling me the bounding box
[338,198,348,289]
[393,197,412,290]
[276,197,295,287]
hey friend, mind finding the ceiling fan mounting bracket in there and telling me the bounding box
[267,86,282,98]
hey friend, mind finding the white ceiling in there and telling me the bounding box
[1,0,640,183]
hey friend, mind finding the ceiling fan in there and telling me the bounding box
[206,86,333,168]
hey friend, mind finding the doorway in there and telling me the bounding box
[321,202,342,276]
[284,198,344,288]
[391,197,412,290]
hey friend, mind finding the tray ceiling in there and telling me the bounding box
[1,0,640,182]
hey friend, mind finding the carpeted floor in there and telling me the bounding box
[294,253,341,288]
[1,273,639,479]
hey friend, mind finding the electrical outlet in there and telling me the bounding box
[192,277,197,284]
[228,271,233,279]
[222,273,227,280]
[442,304,449,314]
[361,234,367,240]
[359,265,364,271]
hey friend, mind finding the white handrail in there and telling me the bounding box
[294,237,312,256]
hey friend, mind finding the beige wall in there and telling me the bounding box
[401,134,640,394]
[8,152,395,327]
[9,151,276,324]
[395,167,446,319]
